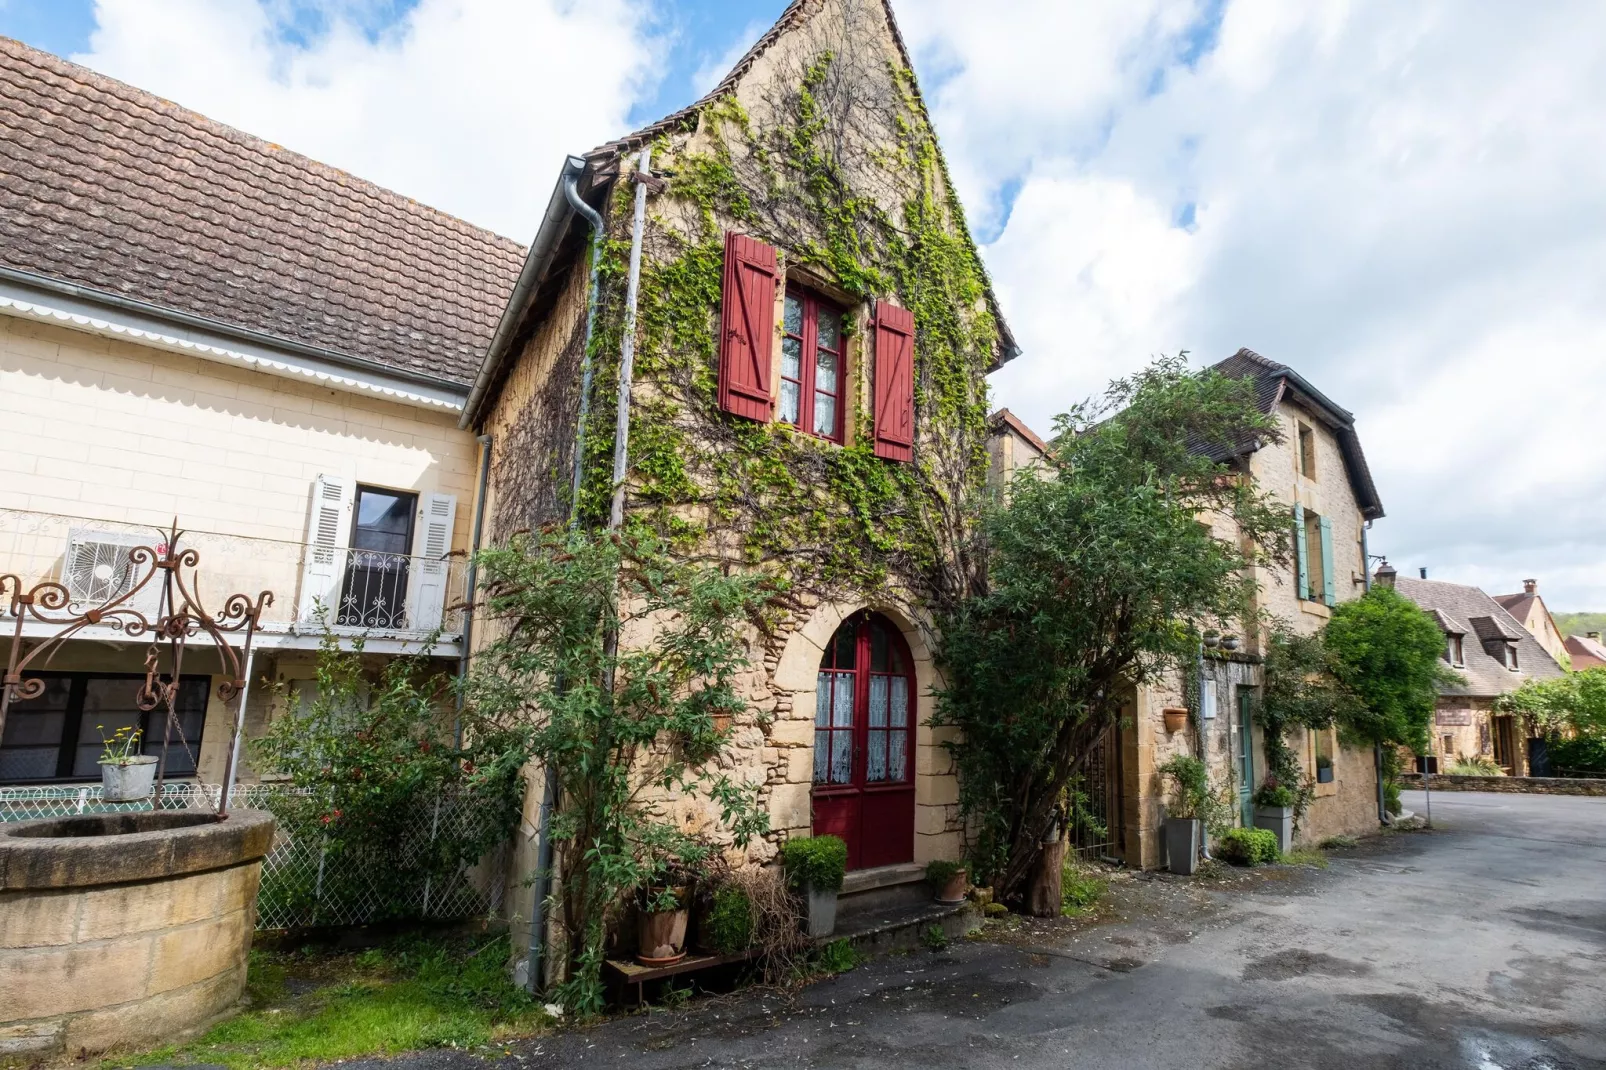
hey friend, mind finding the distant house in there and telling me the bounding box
[1493,580,1569,666]
[1386,573,1567,774]
[983,349,1387,868]
[1563,632,1606,671]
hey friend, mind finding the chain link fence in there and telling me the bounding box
[0,783,505,931]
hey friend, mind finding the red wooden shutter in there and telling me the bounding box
[717,232,778,421]
[872,301,915,461]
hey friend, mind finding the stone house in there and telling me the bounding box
[455,0,1013,956]
[1494,580,1569,666]
[1387,573,1566,775]
[0,38,516,788]
[1563,632,1606,671]
[987,349,1388,868]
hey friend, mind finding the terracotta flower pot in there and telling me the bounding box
[935,868,969,905]
[636,886,690,966]
[1162,707,1189,734]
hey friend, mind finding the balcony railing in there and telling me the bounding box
[0,508,466,640]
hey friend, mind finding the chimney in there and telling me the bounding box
[1419,567,1428,579]
[1523,578,1537,595]
[1375,560,1397,589]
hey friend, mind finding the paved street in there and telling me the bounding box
[370,791,1606,1070]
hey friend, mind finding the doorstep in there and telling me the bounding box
[838,862,929,917]
[823,897,979,956]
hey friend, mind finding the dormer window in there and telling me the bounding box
[1447,635,1464,666]
[1504,643,1519,671]
[781,288,845,443]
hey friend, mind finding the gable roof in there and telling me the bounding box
[1392,576,1566,697]
[1209,348,1385,520]
[0,36,525,387]
[1565,633,1606,666]
[1493,592,1538,620]
[586,0,1016,356]
[987,408,1050,457]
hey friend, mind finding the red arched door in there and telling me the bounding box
[811,612,916,871]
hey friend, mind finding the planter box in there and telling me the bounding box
[1254,805,1294,854]
[1164,817,1200,875]
[806,884,838,938]
[1316,766,1334,784]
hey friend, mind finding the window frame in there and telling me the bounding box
[0,671,211,784]
[1447,635,1464,666]
[1302,509,1326,603]
[780,287,847,444]
[1297,422,1317,480]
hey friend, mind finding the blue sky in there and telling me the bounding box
[4,0,1606,608]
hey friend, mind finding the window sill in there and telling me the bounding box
[1314,780,1338,798]
[1299,600,1332,619]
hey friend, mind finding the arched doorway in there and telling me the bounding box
[811,611,916,871]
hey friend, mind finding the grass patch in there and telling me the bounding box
[1281,848,1329,869]
[1060,864,1108,917]
[919,924,949,951]
[1318,835,1358,850]
[107,934,551,1069]
[811,938,862,975]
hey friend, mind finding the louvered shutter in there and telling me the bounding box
[299,475,353,623]
[717,232,778,421]
[1319,514,1336,607]
[408,492,458,631]
[1293,503,1309,601]
[872,301,915,462]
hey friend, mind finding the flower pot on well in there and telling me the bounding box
[100,756,158,802]
[805,883,838,938]
[1164,817,1201,875]
[636,886,690,966]
[1162,707,1189,734]
[1253,805,1294,855]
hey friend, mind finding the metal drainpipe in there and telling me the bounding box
[455,434,493,749]
[567,165,607,528]
[530,162,609,995]
[609,148,653,529]
[1196,641,1212,862]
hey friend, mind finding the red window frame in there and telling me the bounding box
[781,288,845,443]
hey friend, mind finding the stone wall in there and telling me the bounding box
[1398,773,1606,796]
[0,810,274,1057]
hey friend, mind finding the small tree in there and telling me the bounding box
[1257,627,1365,823]
[1324,586,1462,755]
[465,527,776,1013]
[1498,667,1606,737]
[934,356,1291,901]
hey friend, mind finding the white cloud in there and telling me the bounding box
[909,0,1606,608]
[75,0,659,241]
[690,17,766,97]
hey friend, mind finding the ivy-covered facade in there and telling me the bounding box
[461,0,1015,923]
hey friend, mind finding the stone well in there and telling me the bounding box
[0,808,275,1057]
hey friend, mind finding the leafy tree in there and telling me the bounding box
[934,356,1291,900]
[1324,586,1462,754]
[251,631,522,924]
[1257,627,1365,823]
[465,527,776,1013]
[1497,667,1606,737]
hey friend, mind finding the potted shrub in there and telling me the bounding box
[1216,827,1280,866]
[780,835,846,938]
[926,859,968,904]
[637,880,692,966]
[1315,754,1334,784]
[1158,755,1208,875]
[1252,780,1296,855]
[97,725,157,802]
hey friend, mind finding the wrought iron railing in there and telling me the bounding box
[0,782,503,930]
[0,508,465,638]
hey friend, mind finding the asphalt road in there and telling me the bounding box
[365,790,1606,1070]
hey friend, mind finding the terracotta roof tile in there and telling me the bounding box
[0,37,525,385]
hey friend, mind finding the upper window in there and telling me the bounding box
[1297,422,1317,479]
[1447,635,1464,666]
[781,289,845,443]
[1302,508,1327,602]
[1504,643,1519,671]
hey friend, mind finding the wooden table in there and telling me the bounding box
[604,947,760,1006]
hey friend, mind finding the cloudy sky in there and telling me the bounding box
[4,0,1603,609]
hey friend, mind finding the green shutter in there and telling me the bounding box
[1294,503,1309,601]
[1319,514,1336,606]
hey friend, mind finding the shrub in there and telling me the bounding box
[920,924,949,951]
[1446,756,1504,776]
[1216,827,1280,866]
[814,939,860,974]
[1383,779,1403,817]
[1159,755,1209,819]
[1547,734,1606,774]
[703,885,755,955]
[780,836,847,893]
[1252,780,1296,808]
[925,859,965,886]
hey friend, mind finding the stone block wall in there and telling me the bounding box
[1398,773,1606,797]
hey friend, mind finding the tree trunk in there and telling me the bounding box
[1026,839,1066,918]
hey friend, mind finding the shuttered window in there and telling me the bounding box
[717,232,779,422]
[872,301,914,462]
